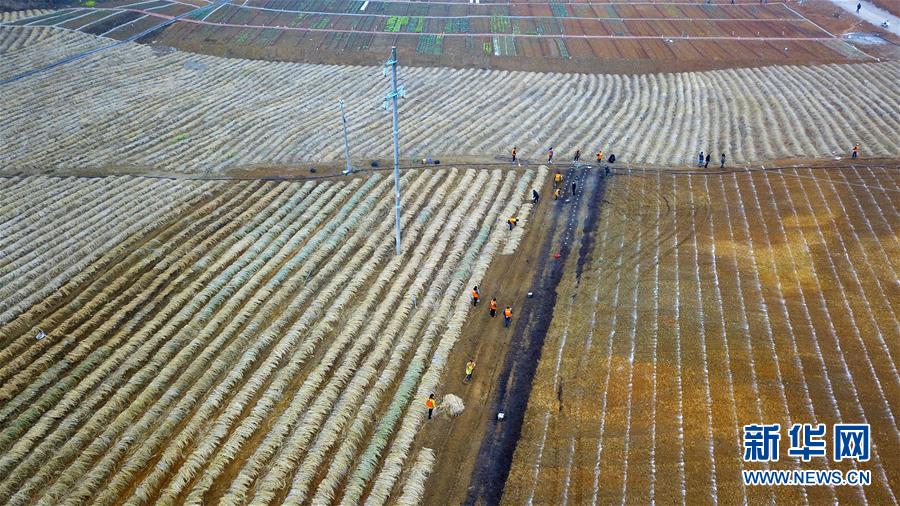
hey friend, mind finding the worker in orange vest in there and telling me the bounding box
[489,297,498,318]
[471,286,480,306]
[553,171,562,189]
[504,306,512,328]
[426,393,436,419]
[465,359,476,383]
[596,150,603,164]
[852,143,860,159]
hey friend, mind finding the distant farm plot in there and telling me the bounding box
[1,0,875,72]
[2,26,898,175]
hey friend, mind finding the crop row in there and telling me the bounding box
[0,176,214,326]
[2,26,897,174]
[0,168,539,505]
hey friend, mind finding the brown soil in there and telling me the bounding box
[153,32,865,75]
[490,160,900,504]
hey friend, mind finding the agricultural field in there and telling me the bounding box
[490,165,900,504]
[1,0,898,504]
[0,166,546,504]
[2,0,889,72]
[1,25,898,175]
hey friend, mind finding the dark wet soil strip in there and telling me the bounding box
[464,166,602,505]
[575,170,607,281]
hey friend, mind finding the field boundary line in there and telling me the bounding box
[780,1,836,37]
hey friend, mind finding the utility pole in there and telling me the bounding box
[383,46,405,255]
[339,99,353,175]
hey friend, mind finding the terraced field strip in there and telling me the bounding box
[2,26,895,174]
[503,167,899,504]
[14,1,837,40]
[0,168,539,505]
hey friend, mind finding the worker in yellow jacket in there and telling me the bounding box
[465,359,476,383]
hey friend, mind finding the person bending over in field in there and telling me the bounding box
[532,188,540,204]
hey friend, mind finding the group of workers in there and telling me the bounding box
[696,144,861,168]
[698,151,727,169]
[426,145,621,420]
[470,287,513,328]
[510,146,616,168]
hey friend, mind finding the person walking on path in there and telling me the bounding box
[511,146,517,163]
[574,149,581,162]
[465,359,476,383]
[554,188,562,200]
[471,286,480,306]
[698,151,704,167]
[548,147,554,164]
[720,153,726,168]
[489,298,498,318]
[857,2,861,14]
[532,188,540,204]
[426,394,436,419]
[504,306,512,328]
[704,153,711,168]
[553,171,563,189]
[852,143,860,159]
[571,181,576,195]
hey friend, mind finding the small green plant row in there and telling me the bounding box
[416,35,443,55]
[384,16,426,33]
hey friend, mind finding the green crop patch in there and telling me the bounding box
[490,15,510,33]
[385,15,409,32]
[410,16,425,33]
[416,34,443,55]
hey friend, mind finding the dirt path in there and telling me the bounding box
[419,164,608,505]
